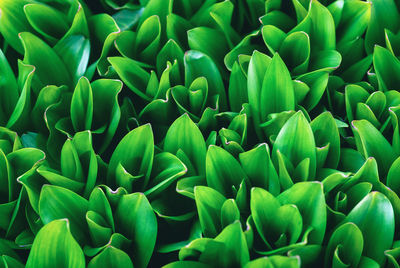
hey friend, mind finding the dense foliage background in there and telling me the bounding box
[0,0,399,267]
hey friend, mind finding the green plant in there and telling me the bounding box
[0,0,399,267]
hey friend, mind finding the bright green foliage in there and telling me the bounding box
[0,0,399,267]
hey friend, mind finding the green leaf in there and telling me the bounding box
[86,212,112,248]
[24,3,69,42]
[164,114,206,175]
[261,25,286,54]
[0,48,18,121]
[221,199,240,228]
[194,186,226,237]
[108,57,151,101]
[373,45,400,91]
[184,50,227,110]
[166,13,192,48]
[181,222,249,267]
[309,50,342,72]
[108,124,154,191]
[352,119,396,175]
[345,84,370,123]
[2,255,25,268]
[212,221,250,267]
[365,0,400,53]
[239,144,279,195]
[206,145,247,197]
[135,15,161,63]
[71,77,93,131]
[138,91,179,142]
[335,0,371,46]
[54,34,90,84]
[279,31,310,73]
[88,246,133,268]
[139,0,172,27]
[144,152,187,199]
[385,28,400,57]
[113,8,143,31]
[88,187,114,226]
[115,193,157,268]
[163,261,210,268]
[91,79,122,153]
[325,223,364,267]
[343,192,395,265]
[157,39,184,74]
[26,219,85,268]
[19,32,71,89]
[311,112,340,169]
[387,157,400,195]
[188,27,229,71]
[309,0,336,51]
[62,3,89,39]
[39,185,88,244]
[224,30,261,71]
[0,150,12,203]
[62,139,83,181]
[0,0,33,53]
[358,257,380,268]
[298,72,330,110]
[247,0,265,26]
[6,61,35,131]
[32,85,66,133]
[244,255,300,268]
[91,13,121,76]
[38,138,86,191]
[341,55,373,83]
[251,187,303,249]
[278,182,326,245]
[291,0,336,51]
[260,53,295,122]
[171,79,208,119]
[259,10,292,30]
[247,50,271,138]
[228,62,248,113]
[272,111,317,180]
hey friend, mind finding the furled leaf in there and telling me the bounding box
[272,111,317,180]
[194,186,226,237]
[164,114,206,175]
[278,182,326,244]
[260,53,295,121]
[325,222,364,267]
[247,50,271,138]
[251,187,303,249]
[206,145,247,197]
[184,50,227,110]
[71,77,93,131]
[239,144,279,195]
[311,112,340,169]
[107,124,154,191]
